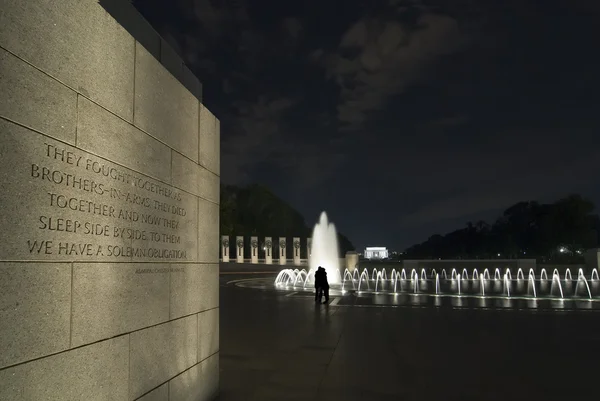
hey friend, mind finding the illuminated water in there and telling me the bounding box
[307,211,341,284]
[274,266,600,301]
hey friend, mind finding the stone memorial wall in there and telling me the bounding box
[0,1,220,400]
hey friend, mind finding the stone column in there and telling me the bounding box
[236,236,244,263]
[250,236,259,264]
[265,237,273,264]
[279,237,287,265]
[221,235,230,262]
[345,251,358,272]
[307,237,312,265]
[293,237,301,266]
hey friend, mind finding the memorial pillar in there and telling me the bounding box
[307,237,312,264]
[265,237,273,264]
[236,236,244,263]
[250,236,259,264]
[293,237,301,266]
[345,251,359,272]
[221,235,230,262]
[279,237,287,265]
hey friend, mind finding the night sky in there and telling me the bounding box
[135,0,600,251]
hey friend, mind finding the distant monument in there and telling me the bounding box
[364,247,389,259]
[0,1,220,400]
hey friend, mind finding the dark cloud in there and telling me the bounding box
[135,0,600,250]
[314,13,465,130]
[282,17,303,39]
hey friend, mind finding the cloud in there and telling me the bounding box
[221,96,297,183]
[282,18,303,39]
[191,0,249,39]
[422,115,470,128]
[314,13,466,130]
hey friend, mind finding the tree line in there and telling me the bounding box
[220,184,354,258]
[403,194,600,262]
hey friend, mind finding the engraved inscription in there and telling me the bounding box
[21,141,192,260]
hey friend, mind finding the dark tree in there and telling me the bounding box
[403,194,599,262]
[220,184,355,258]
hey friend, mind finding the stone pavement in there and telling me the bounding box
[217,270,600,401]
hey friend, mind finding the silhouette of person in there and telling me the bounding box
[314,266,324,302]
[314,266,330,304]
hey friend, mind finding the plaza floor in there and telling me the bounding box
[217,264,600,401]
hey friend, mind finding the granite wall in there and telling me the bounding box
[0,1,220,400]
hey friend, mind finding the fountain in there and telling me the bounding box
[272,214,599,308]
[274,264,600,307]
[528,274,537,297]
[504,274,511,297]
[308,211,341,284]
[480,275,485,296]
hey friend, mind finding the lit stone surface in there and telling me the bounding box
[131,190,199,263]
[169,354,219,401]
[279,237,287,265]
[0,121,132,261]
[236,236,244,263]
[0,0,135,120]
[138,383,169,401]
[1,1,219,398]
[221,235,230,262]
[159,38,183,80]
[265,236,273,264]
[77,96,171,183]
[134,44,199,162]
[199,105,220,175]
[172,151,219,203]
[250,236,259,263]
[71,263,170,347]
[345,251,359,272]
[0,263,71,369]
[182,64,203,101]
[0,120,196,263]
[0,336,129,401]
[0,48,77,143]
[293,237,301,265]
[170,264,219,319]
[129,316,198,399]
[198,308,220,362]
[198,199,220,263]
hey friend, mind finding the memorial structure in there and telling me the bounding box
[251,236,259,264]
[0,1,220,400]
[293,237,301,266]
[279,237,287,265]
[364,246,389,259]
[265,237,273,264]
[222,235,230,262]
[236,236,244,263]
